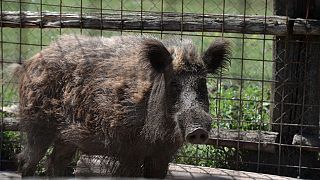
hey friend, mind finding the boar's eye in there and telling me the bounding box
[170,79,179,88]
[168,79,181,98]
[170,80,181,93]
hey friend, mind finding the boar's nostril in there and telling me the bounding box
[185,128,209,144]
[189,135,196,140]
[200,134,206,140]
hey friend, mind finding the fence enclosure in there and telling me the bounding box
[1,0,319,179]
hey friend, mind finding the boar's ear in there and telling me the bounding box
[202,39,231,74]
[142,39,173,73]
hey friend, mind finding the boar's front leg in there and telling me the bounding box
[47,140,77,177]
[113,156,143,177]
[18,128,55,177]
[143,154,171,179]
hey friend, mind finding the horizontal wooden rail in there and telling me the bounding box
[292,134,320,151]
[1,116,279,153]
[2,11,320,35]
[1,117,19,131]
[2,108,320,153]
[3,116,320,152]
[207,129,278,153]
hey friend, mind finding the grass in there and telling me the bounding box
[1,0,274,171]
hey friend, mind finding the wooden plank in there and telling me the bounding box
[0,165,299,180]
[0,116,278,152]
[0,171,20,180]
[206,129,278,153]
[2,11,320,35]
[2,108,317,154]
[168,164,299,180]
[1,117,19,131]
[292,134,320,151]
[75,156,299,179]
[1,105,19,131]
[0,108,317,153]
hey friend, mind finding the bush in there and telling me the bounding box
[174,144,238,169]
[209,81,271,131]
[1,131,20,171]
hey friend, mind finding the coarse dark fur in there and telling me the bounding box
[16,35,230,178]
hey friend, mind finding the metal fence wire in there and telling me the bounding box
[0,0,319,179]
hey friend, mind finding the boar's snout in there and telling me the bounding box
[175,108,212,144]
[185,127,209,144]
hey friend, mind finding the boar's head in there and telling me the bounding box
[141,38,230,145]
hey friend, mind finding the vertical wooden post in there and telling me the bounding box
[271,0,320,178]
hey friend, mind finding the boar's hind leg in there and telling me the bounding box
[18,129,55,177]
[143,155,171,179]
[47,140,77,177]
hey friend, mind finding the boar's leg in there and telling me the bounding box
[18,130,55,177]
[143,154,171,179]
[47,140,77,177]
[113,156,143,177]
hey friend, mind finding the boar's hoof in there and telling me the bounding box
[185,128,209,144]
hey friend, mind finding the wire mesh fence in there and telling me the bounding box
[0,0,319,179]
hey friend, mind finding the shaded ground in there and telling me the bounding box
[1,164,299,180]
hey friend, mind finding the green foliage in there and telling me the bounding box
[174,144,238,169]
[209,81,271,131]
[1,131,20,170]
[1,131,20,159]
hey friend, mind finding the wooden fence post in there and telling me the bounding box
[271,0,320,178]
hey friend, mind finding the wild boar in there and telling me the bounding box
[16,35,230,178]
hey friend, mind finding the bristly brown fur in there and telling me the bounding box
[164,39,204,73]
[16,34,231,178]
